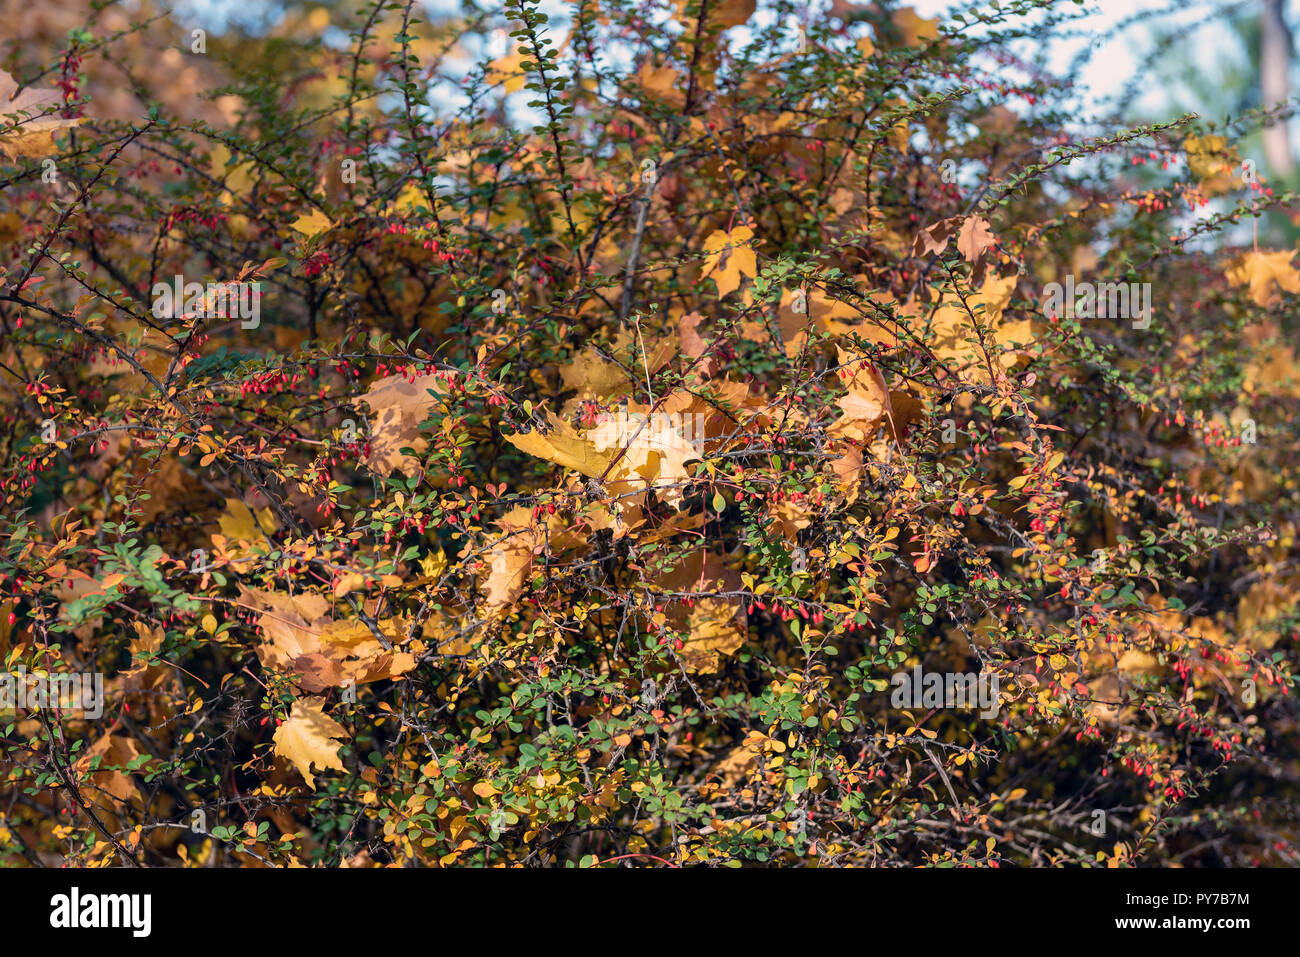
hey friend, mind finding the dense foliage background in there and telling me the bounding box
[1,0,1298,867]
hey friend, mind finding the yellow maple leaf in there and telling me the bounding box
[558,347,633,399]
[1243,345,1300,397]
[1226,249,1300,308]
[486,50,528,93]
[480,505,591,616]
[273,698,348,789]
[481,506,542,614]
[242,586,413,691]
[702,225,758,297]
[210,144,256,208]
[353,373,447,476]
[637,63,684,105]
[926,274,1024,383]
[892,7,940,46]
[682,597,747,673]
[957,216,996,264]
[291,209,334,238]
[713,743,761,787]
[678,310,711,364]
[241,586,330,660]
[419,548,448,581]
[504,409,613,478]
[830,443,868,504]
[588,404,701,508]
[912,217,961,258]
[1184,134,1241,196]
[831,346,893,442]
[0,70,83,160]
[0,210,21,245]
[216,497,276,545]
[768,497,813,544]
[73,734,141,809]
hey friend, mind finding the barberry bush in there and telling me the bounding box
[1,0,1297,867]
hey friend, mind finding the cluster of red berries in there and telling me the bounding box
[161,209,229,232]
[56,49,83,117]
[238,370,302,398]
[303,250,332,278]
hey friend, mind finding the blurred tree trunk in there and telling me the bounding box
[1261,0,1295,176]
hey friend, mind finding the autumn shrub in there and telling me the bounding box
[0,0,1297,868]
